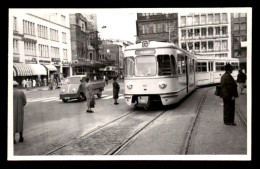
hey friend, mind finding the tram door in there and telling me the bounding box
[208,61,214,83]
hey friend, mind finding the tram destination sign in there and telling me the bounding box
[135,49,156,55]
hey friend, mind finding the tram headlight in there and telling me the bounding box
[72,88,77,92]
[61,89,65,93]
[159,82,167,89]
[127,84,133,89]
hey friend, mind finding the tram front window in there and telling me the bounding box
[124,57,135,77]
[135,56,156,77]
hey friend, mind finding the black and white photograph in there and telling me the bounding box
[8,8,252,161]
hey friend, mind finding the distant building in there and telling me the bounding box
[231,13,247,71]
[136,13,178,45]
[12,12,72,85]
[178,12,231,58]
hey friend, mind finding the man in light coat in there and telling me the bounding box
[220,64,239,126]
[13,81,27,144]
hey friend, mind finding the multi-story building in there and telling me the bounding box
[69,13,103,78]
[231,13,247,71]
[136,13,178,45]
[178,12,231,58]
[11,11,72,85]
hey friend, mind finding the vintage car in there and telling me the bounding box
[59,75,105,103]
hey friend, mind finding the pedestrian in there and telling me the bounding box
[105,75,108,85]
[32,79,36,88]
[26,79,29,90]
[237,69,247,94]
[113,76,120,105]
[38,78,42,87]
[84,77,95,113]
[22,79,26,88]
[220,63,239,126]
[13,80,27,144]
[49,78,53,90]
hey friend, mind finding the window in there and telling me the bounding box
[222,40,228,50]
[222,26,227,35]
[142,25,145,34]
[24,41,36,55]
[158,55,172,76]
[197,62,207,72]
[201,15,206,24]
[63,49,67,59]
[241,35,247,41]
[233,13,239,18]
[201,42,207,51]
[201,28,206,36]
[188,42,193,50]
[188,29,193,37]
[23,20,35,35]
[195,42,200,50]
[194,29,200,36]
[181,29,186,38]
[215,62,225,71]
[215,13,220,23]
[90,53,93,60]
[234,50,240,57]
[171,55,177,75]
[222,13,228,22]
[177,50,186,75]
[208,27,213,36]
[13,39,19,53]
[62,32,67,43]
[234,36,240,42]
[39,44,49,57]
[153,24,157,33]
[194,15,199,25]
[13,17,17,31]
[208,14,213,23]
[241,48,247,57]
[240,13,247,18]
[158,23,163,32]
[208,41,213,50]
[215,27,220,35]
[135,56,156,76]
[61,15,66,26]
[231,62,239,70]
[181,43,187,50]
[187,16,193,26]
[51,46,60,58]
[50,28,59,41]
[146,24,149,34]
[164,22,169,32]
[214,41,221,51]
[38,25,48,39]
[240,23,246,31]
[234,23,239,31]
[181,16,186,26]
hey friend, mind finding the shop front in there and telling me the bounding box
[62,60,71,78]
[13,63,34,86]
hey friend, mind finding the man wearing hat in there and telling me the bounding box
[13,80,27,144]
[220,63,239,126]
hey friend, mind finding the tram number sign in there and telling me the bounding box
[135,49,156,55]
[142,40,149,47]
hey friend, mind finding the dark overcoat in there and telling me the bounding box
[220,72,238,99]
[113,81,120,99]
[13,90,27,133]
[237,72,247,83]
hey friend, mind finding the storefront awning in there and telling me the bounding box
[28,64,47,75]
[42,64,57,71]
[13,63,34,76]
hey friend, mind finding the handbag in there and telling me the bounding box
[214,85,222,96]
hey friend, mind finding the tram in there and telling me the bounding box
[123,41,197,107]
[195,55,239,86]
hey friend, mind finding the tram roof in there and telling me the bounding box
[125,41,195,58]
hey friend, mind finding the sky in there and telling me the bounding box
[96,12,137,43]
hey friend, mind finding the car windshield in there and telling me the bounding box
[65,77,82,84]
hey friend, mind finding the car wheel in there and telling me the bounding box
[78,93,84,102]
[97,92,102,98]
[62,99,68,103]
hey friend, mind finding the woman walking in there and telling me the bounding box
[85,77,95,113]
[113,77,120,105]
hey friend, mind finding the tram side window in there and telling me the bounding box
[123,57,135,77]
[178,61,182,74]
[231,62,239,70]
[196,62,207,72]
[158,55,171,76]
[177,50,186,75]
[215,62,225,71]
[170,55,177,75]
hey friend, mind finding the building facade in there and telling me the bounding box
[69,13,103,79]
[12,12,72,85]
[178,13,231,58]
[136,13,178,45]
[231,13,247,71]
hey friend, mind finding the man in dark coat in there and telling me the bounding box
[220,64,239,126]
[13,81,27,144]
[113,77,120,105]
[237,69,247,94]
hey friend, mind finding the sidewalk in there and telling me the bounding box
[16,86,50,92]
[188,88,247,154]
